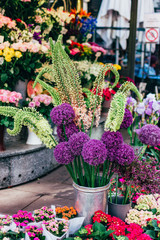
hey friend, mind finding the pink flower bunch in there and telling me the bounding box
[43,219,69,237]
[0,215,12,226]
[90,45,107,54]
[21,0,31,2]
[34,206,55,222]
[0,13,16,29]
[11,41,49,53]
[25,225,43,240]
[12,210,35,227]
[28,94,52,108]
[0,89,22,106]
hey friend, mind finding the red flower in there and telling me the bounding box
[84,224,93,235]
[103,88,115,101]
[16,18,22,23]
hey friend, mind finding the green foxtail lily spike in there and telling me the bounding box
[0,106,57,148]
[104,82,142,132]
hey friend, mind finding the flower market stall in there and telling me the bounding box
[0,1,160,239]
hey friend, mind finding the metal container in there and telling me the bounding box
[108,196,131,221]
[73,182,110,225]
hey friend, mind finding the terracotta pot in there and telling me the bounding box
[0,125,5,151]
[101,97,113,117]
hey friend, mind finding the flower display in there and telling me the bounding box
[55,206,77,220]
[54,142,74,165]
[120,108,133,129]
[82,139,107,166]
[136,124,160,147]
[0,227,25,240]
[43,219,69,237]
[68,132,90,156]
[25,225,44,240]
[33,206,55,222]
[50,103,75,126]
[12,210,35,227]
[0,90,22,106]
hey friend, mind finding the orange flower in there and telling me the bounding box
[78,8,91,18]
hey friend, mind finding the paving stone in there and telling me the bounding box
[0,189,39,215]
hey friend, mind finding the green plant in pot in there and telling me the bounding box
[0,35,142,224]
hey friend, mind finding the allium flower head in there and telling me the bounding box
[101,131,123,148]
[115,144,135,165]
[50,103,75,125]
[82,139,107,166]
[120,108,133,129]
[54,142,74,164]
[68,132,90,155]
[136,124,160,146]
[57,122,79,142]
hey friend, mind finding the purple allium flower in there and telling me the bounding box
[136,124,160,146]
[57,121,79,142]
[50,103,75,126]
[82,139,107,166]
[120,108,133,129]
[114,144,135,166]
[101,131,123,148]
[54,142,74,164]
[68,132,90,156]
[106,147,117,162]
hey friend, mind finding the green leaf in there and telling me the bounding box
[145,230,156,239]
[151,209,157,215]
[1,73,8,83]
[14,67,20,75]
[92,221,106,232]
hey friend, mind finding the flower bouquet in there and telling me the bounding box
[34,206,55,223]
[42,219,69,240]
[25,225,45,240]
[12,210,35,228]
[0,227,25,240]
[55,206,84,235]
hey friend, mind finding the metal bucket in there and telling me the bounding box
[73,182,110,225]
[108,196,131,221]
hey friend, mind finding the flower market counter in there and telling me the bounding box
[0,141,58,189]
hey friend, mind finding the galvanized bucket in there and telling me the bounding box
[108,196,131,221]
[73,182,110,225]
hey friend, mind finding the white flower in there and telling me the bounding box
[3,237,10,240]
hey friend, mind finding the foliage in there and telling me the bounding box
[0,106,57,148]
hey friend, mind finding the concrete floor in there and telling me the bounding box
[0,166,74,215]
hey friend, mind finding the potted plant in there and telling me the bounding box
[25,225,45,240]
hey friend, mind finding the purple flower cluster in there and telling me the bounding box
[68,132,90,156]
[117,157,160,193]
[50,103,75,126]
[101,131,123,148]
[120,108,133,129]
[57,122,79,142]
[114,144,135,165]
[82,139,107,166]
[54,142,74,164]
[136,124,160,146]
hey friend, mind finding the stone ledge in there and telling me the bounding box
[0,142,58,189]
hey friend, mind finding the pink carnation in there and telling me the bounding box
[70,48,80,55]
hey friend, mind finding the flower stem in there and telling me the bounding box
[91,165,95,187]
[115,174,118,204]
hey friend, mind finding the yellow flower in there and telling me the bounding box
[113,64,121,71]
[9,48,15,57]
[5,55,12,62]
[15,51,22,58]
[0,50,3,56]
[3,47,10,56]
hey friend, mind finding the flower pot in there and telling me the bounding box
[73,181,110,225]
[14,79,28,105]
[108,196,131,221]
[0,125,5,151]
[26,127,42,145]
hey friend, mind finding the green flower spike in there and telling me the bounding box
[104,82,142,132]
[0,106,57,148]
